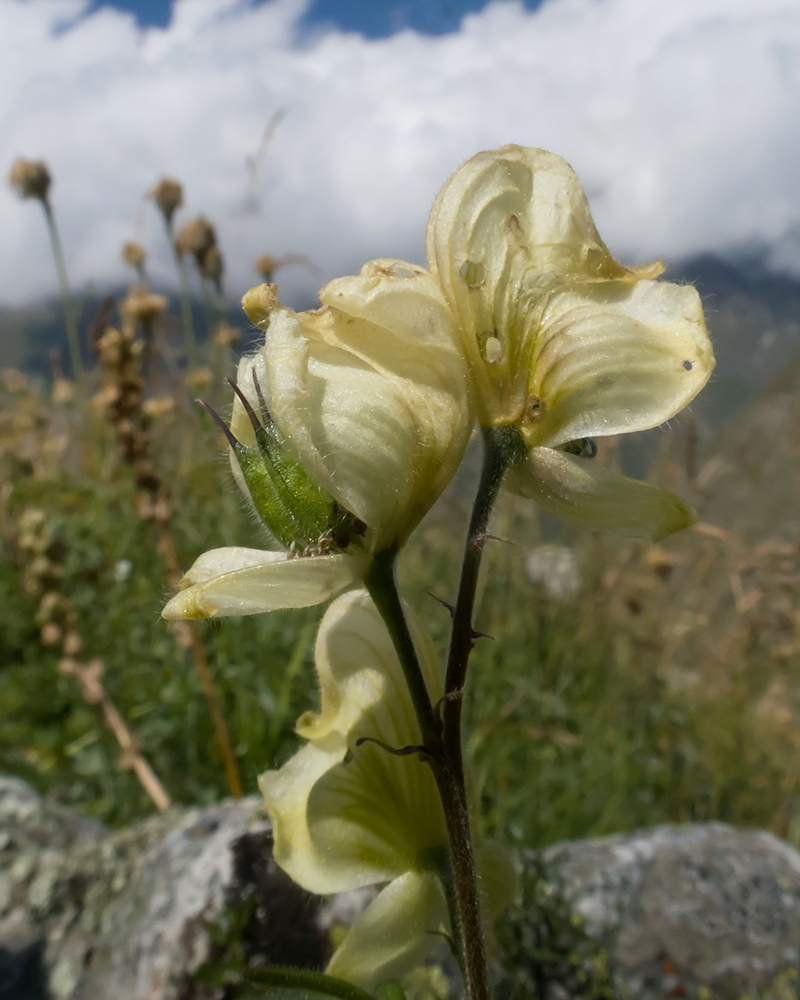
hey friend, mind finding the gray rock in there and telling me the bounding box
[6,776,800,1000]
[539,823,800,997]
[0,777,329,1000]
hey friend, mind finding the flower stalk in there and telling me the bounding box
[364,427,524,1000]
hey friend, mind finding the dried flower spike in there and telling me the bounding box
[9,158,51,202]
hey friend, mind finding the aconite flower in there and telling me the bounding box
[162,260,472,620]
[427,145,715,540]
[260,590,514,991]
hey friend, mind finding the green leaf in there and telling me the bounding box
[238,966,378,1000]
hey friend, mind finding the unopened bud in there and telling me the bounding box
[150,177,183,224]
[241,283,279,327]
[9,158,51,201]
[202,374,365,553]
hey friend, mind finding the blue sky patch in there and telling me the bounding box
[94,0,544,36]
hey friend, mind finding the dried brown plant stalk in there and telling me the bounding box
[93,310,243,799]
[16,507,170,812]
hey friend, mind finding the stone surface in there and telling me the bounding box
[5,776,800,999]
[542,823,800,997]
[0,777,328,1000]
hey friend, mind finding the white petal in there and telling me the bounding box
[508,447,695,541]
[425,145,705,431]
[259,591,446,893]
[526,279,714,447]
[325,872,449,992]
[426,145,646,425]
[178,546,284,586]
[161,551,362,619]
[261,261,472,549]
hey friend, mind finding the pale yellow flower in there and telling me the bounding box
[427,145,715,540]
[259,591,514,991]
[162,260,472,620]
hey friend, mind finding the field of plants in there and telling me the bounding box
[4,156,800,862]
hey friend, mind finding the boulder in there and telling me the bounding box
[501,823,800,998]
[4,776,800,999]
[0,777,328,1000]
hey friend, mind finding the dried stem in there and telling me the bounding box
[94,316,243,798]
[60,657,170,811]
[15,507,169,812]
[41,199,85,392]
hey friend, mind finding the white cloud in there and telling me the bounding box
[2,0,800,308]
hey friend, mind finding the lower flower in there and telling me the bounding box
[259,590,514,992]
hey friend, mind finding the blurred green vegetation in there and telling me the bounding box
[2,351,800,853]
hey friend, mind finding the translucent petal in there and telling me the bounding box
[426,145,651,424]
[161,550,363,619]
[259,260,472,549]
[178,546,283,586]
[259,591,446,893]
[524,279,714,448]
[507,447,695,541]
[325,872,449,992]
[425,145,710,430]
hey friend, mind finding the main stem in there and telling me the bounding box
[42,199,84,391]
[364,425,525,1000]
[439,424,526,1000]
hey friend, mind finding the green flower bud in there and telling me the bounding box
[202,375,365,554]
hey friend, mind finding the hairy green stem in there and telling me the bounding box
[365,427,524,1000]
[363,549,465,970]
[364,547,437,744]
[42,200,84,390]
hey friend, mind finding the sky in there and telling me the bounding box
[2,0,800,309]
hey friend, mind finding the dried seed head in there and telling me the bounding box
[9,158,51,201]
[185,367,212,391]
[63,630,83,656]
[213,322,240,348]
[122,240,147,271]
[52,379,74,405]
[121,288,168,325]
[150,177,183,223]
[200,243,223,283]
[2,368,29,393]
[255,253,276,281]
[142,396,174,419]
[175,216,216,260]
